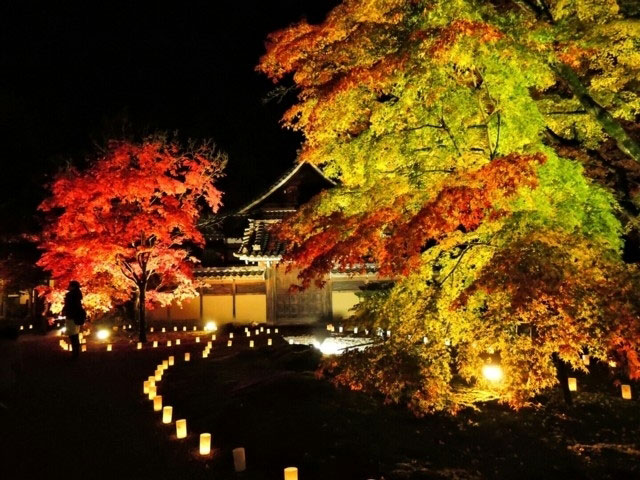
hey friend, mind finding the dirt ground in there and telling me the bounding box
[1,331,639,480]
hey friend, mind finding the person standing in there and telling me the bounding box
[62,281,85,359]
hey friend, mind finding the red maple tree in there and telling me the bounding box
[38,135,226,342]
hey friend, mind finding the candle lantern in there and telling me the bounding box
[153,341,158,348]
[155,371,162,381]
[255,329,259,335]
[284,467,298,480]
[260,327,264,332]
[232,447,246,472]
[211,334,216,341]
[148,386,157,400]
[202,351,208,358]
[162,328,166,333]
[162,360,169,369]
[184,352,191,362]
[150,327,154,332]
[246,331,251,337]
[162,406,173,424]
[266,328,270,334]
[229,333,234,339]
[176,419,187,439]
[143,380,150,394]
[339,326,343,333]
[173,326,177,332]
[249,340,254,348]
[568,377,577,392]
[107,344,112,351]
[167,340,172,347]
[137,342,142,350]
[582,354,590,366]
[268,338,272,346]
[354,327,358,334]
[275,328,279,333]
[81,345,87,352]
[622,384,632,400]
[169,356,175,366]
[176,339,181,345]
[199,433,211,455]
[196,337,200,343]
[227,340,232,347]
[153,395,163,412]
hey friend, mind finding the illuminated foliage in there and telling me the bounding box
[260,0,640,412]
[38,135,226,341]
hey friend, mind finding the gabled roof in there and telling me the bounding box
[235,218,286,262]
[237,161,335,214]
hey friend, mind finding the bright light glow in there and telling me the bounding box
[313,338,342,356]
[162,406,172,424]
[96,329,110,340]
[184,352,191,362]
[153,395,163,412]
[204,321,217,332]
[199,433,211,455]
[176,419,187,439]
[622,384,632,400]
[568,377,577,392]
[482,364,503,382]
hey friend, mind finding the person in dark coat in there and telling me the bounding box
[62,281,84,359]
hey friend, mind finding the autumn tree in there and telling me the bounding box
[38,135,225,342]
[259,0,640,412]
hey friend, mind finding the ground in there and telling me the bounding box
[1,329,639,480]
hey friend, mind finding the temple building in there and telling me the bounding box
[148,162,380,326]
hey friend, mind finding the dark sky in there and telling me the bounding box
[0,1,338,232]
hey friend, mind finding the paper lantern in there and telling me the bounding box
[246,331,251,337]
[255,329,259,335]
[137,342,142,350]
[153,341,158,348]
[162,360,169,369]
[227,340,232,347]
[162,406,173,424]
[284,467,298,480]
[249,340,254,348]
[162,328,166,333]
[29,324,33,329]
[568,377,577,392]
[268,338,272,346]
[582,354,590,366]
[207,341,212,348]
[196,337,200,343]
[339,326,343,333]
[260,327,264,332]
[173,326,177,332]
[232,447,246,472]
[202,351,208,358]
[193,326,197,331]
[354,327,358,334]
[167,341,172,347]
[150,327,154,332]
[81,345,87,352]
[266,328,270,334]
[199,433,211,455]
[148,386,157,400]
[386,329,391,337]
[183,326,187,332]
[275,328,279,333]
[176,339,181,345]
[184,352,191,362]
[229,333,234,339]
[148,376,155,386]
[143,380,150,394]
[622,384,632,400]
[155,371,162,381]
[211,334,216,341]
[107,344,112,352]
[176,419,187,439]
[153,395,163,412]
[169,356,175,366]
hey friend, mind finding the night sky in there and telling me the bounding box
[0,1,339,233]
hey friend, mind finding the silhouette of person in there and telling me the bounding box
[62,281,84,359]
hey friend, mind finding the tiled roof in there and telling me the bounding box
[194,265,265,279]
[235,218,286,261]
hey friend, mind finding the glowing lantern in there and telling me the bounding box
[207,341,212,348]
[275,328,278,333]
[143,380,150,394]
[482,364,503,382]
[339,326,343,333]
[205,321,217,332]
[20,325,24,331]
[196,337,200,343]
[365,329,369,335]
[137,342,142,350]
[162,360,169,369]
[211,335,216,341]
[176,339,181,345]
[169,356,175,366]
[193,326,197,331]
[173,326,177,332]
[150,327,154,333]
[246,331,251,337]
[153,341,158,348]
[609,360,617,368]
[153,395,163,412]
[227,340,232,347]
[233,447,246,472]
[162,328,166,333]
[267,328,270,334]
[229,333,234,339]
[148,386,157,400]
[176,419,187,439]
[568,377,577,392]
[582,354,590,366]
[107,344,112,352]
[354,327,358,334]
[284,467,298,480]
[162,406,173,424]
[260,327,264,332]
[202,351,208,358]
[255,329,259,335]
[166,341,172,347]
[268,338,272,346]
[249,340,254,348]
[199,433,211,455]
[155,371,162,381]
[289,339,294,345]
[96,329,110,340]
[29,324,33,329]
[621,384,632,400]
[81,345,87,352]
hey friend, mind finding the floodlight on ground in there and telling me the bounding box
[96,329,110,340]
[482,364,503,383]
[204,321,217,332]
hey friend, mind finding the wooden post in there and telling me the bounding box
[265,263,277,324]
[232,279,237,320]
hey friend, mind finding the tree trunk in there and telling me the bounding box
[552,352,573,406]
[553,62,640,164]
[138,284,147,343]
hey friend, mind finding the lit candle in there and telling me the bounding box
[143,380,150,394]
[153,341,158,348]
[153,395,163,412]
[284,467,298,480]
[202,351,208,358]
[107,344,112,351]
[169,356,175,366]
[167,341,172,347]
[176,419,187,439]
[249,340,254,348]
[199,433,211,455]
[268,338,272,346]
[568,377,577,392]
[162,406,172,424]
[137,342,142,350]
[148,385,157,400]
[622,384,632,400]
[227,340,232,347]
[184,352,191,362]
[196,337,200,343]
[232,447,246,472]
[229,333,234,339]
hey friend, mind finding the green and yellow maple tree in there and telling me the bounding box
[259,0,640,412]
